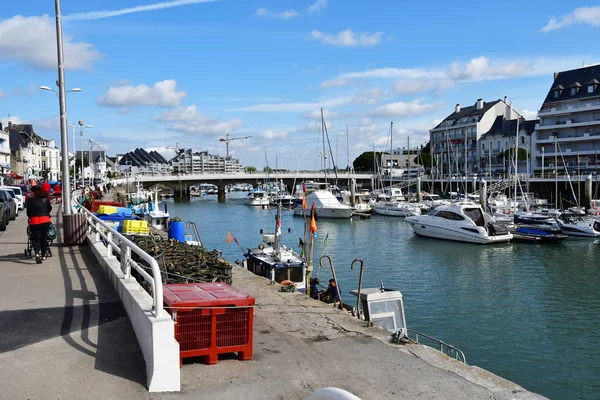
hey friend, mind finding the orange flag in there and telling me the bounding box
[302,196,307,210]
[227,232,231,244]
[310,214,317,234]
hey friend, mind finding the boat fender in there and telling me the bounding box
[280,280,295,287]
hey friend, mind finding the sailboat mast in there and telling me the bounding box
[389,121,393,194]
[321,108,327,186]
[274,204,281,252]
[514,106,519,209]
[347,125,350,189]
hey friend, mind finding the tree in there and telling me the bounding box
[245,166,257,173]
[263,166,273,173]
[353,151,381,172]
[499,147,529,161]
[413,153,436,167]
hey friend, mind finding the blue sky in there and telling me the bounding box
[1,0,599,169]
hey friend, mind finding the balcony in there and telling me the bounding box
[538,100,600,117]
[534,148,599,158]
[536,132,600,144]
[536,119,600,131]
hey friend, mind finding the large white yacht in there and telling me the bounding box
[294,190,353,219]
[371,201,421,217]
[405,202,512,244]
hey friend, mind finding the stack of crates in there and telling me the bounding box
[122,220,150,235]
[163,283,255,366]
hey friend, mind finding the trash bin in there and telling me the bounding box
[168,220,185,243]
[63,213,87,245]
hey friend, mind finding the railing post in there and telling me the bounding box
[95,221,101,242]
[107,231,113,258]
[124,246,132,278]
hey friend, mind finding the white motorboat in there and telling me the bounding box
[405,202,513,244]
[246,189,270,207]
[141,190,169,230]
[557,215,600,237]
[420,193,450,208]
[294,190,353,219]
[372,201,421,217]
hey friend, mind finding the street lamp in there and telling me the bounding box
[77,121,93,187]
[89,139,102,187]
[39,85,82,95]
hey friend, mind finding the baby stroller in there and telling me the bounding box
[24,223,57,258]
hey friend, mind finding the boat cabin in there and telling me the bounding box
[349,287,407,337]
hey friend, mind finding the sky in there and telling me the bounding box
[1,0,600,170]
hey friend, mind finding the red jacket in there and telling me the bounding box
[53,185,62,195]
[42,182,51,194]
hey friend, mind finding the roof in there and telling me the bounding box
[480,116,537,139]
[432,100,502,130]
[542,64,600,105]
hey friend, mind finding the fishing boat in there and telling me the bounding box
[512,224,567,242]
[293,190,353,219]
[244,205,307,292]
[246,189,270,207]
[143,190,169,230]
[405,202,512,244]
[189,185,204,197]
[514,210,560,225]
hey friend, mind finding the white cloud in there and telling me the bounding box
[0,15,100,70]
[1,115,25,126]
[307,0,328,13]
[32,117,60,131]
[153,105,243,136]
[0,90,7,99]
[256,7,300,20]
[521,109,538,120]
[311,29,383,47]
[98,80,186,107]
[260,130,289,139]
[352,88,385,105]
[231,97,353,112]
[300,109,340,119]
[320,78,353,88]
[542,6,600,32]
[371,99,445,118]
[64,0,220,21]
[320,56,590,94]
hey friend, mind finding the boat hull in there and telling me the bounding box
[293,207,353,219]
[406,219,512,244]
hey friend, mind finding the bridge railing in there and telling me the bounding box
[76,204,164,317]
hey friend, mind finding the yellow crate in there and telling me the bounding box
[98,205,118,215]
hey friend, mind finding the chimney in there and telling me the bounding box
[503,96,507,103]
[476,98,483,110]
[554,72,558,80]
[8,120,12,129]
[455,104,460,113]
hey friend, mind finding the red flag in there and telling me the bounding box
[310,202,318,222]
[227,232,231,244]
[302,182,306,192]
[276,216,281,235]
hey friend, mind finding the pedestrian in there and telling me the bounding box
[53,183,62,197]
[323,279,340,304]
[27,185,52,264]
[41,180,51,195]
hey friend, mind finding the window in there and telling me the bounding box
[588,85,595,94]
[505,140,508,150]
[521,136,525,144]
[570,87,577,96]
[497,140,501,150]
[482,142,485,151]
[553,90,560,99]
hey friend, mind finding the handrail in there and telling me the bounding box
[76,203,164,318]
[406,329,466,363]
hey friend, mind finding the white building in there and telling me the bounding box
[170,149,244,174]
[534,65,600,172]
[38,137,61,182]
[0,127,10,174]
[429,98,520,175]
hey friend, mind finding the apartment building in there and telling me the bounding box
[534,65,600,172]
[170,149,244,174]
[429,98,520,175]
[0,123,10,174]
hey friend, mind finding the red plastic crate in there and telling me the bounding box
[163,283,255,366]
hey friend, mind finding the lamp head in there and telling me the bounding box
[78,120,84,126]
[70,88,83,92]
[69,124,75,127]
[87,125,94,128]
[39,86,52,91]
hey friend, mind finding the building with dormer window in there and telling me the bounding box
[534,65,600,172]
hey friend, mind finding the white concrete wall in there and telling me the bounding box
[87,236,181,392]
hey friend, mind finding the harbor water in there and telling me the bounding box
[165,194,600,400]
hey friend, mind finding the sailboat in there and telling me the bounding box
[371,122,421,217]
[244,204,308,292]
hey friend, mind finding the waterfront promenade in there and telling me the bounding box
[0,207,545,399]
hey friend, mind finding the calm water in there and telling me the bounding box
[165,193,600,400]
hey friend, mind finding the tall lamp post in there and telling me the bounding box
[89,139,102,187]
[77,121,93,187]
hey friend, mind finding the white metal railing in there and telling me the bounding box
[75,201,164,318]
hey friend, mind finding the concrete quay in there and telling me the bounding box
[0,207,545,400]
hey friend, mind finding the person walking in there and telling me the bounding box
[41,180,51,195]
[27,186,52,264]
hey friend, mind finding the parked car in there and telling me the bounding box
[0,191,10,230]
[1,186,25,210]
[0,189,17,221]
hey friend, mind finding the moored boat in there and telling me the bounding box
[293,190,353,219]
